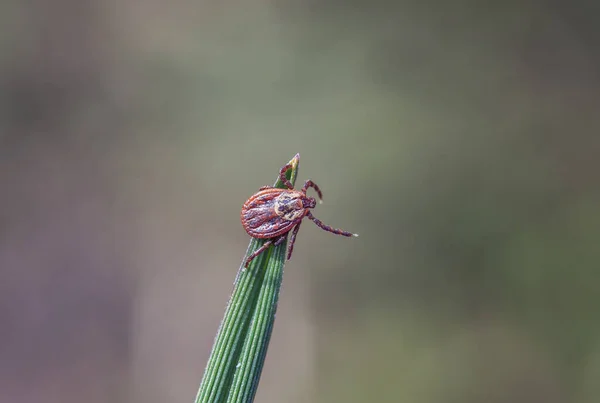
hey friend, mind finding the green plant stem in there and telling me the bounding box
[195,154,299,403]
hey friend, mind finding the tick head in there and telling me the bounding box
[303,196,317,209]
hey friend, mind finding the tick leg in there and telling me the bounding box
[259,186,272,190]
[244,235,287,267]
[245,240,273,267]
[306,211,357,237]
[287,223,302,260]
[301,180,323,202]
[278,164,294,190]
[273,234,287,246]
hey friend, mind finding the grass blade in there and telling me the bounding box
[195,153,300,403]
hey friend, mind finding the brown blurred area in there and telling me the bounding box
[1,1,599,402]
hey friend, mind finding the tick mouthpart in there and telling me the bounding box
[303,197,317,209]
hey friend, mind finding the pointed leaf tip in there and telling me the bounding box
[290,153,300,169]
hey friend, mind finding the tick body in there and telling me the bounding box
[240,162,358,267]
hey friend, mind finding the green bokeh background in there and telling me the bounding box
[2,1,599,402]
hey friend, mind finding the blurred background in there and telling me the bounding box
[1,1,599,402]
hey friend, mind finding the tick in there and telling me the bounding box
[241,162,358,267]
